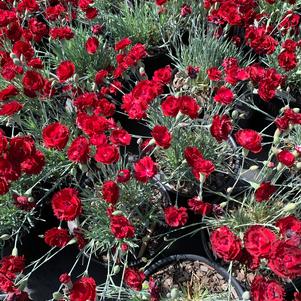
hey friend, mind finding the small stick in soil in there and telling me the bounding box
[137,223,157,258]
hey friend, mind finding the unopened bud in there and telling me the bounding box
[142,281,149,290]
[73,74,79,82]
[249,165,258,171]
[271,147,279,154]
[13,58,22,66]
[67,238,77,245]
[10,53,18,59]
[175,111,182,120]
[283,203,297,212]
[276,163,284,171]
[148,138,155,145]
[139,67,146,78]
[12,247,18,256]
[296,162,301,169]
[25,188,32,196]
[250,181,260,189]
[112,210,123,216]
[220,202,228,208]
[273,129,281,144]
[226,187,233,194]
[113,265,120,274]
[293,108,300,113]
[231,110,239,119]
[170,288,179,299]
[52,292,64,300]
[242,149,249,157]
[67,219,79,233]
[0,234,10,240]
[280,105,289,113]
[199,173,206,183]
[292,150,299,157]
[70,167,77,176]
[242,291,251,300]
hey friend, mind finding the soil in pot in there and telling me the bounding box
[147,255,243,300]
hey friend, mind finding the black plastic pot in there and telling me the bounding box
[144,254,245,300]
[200,227,216,262]
[142,48,174,79]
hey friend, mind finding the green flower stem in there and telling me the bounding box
[227,261,233,301]
[117,252,128,301]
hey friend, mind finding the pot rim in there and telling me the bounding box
[144,253,245,299]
